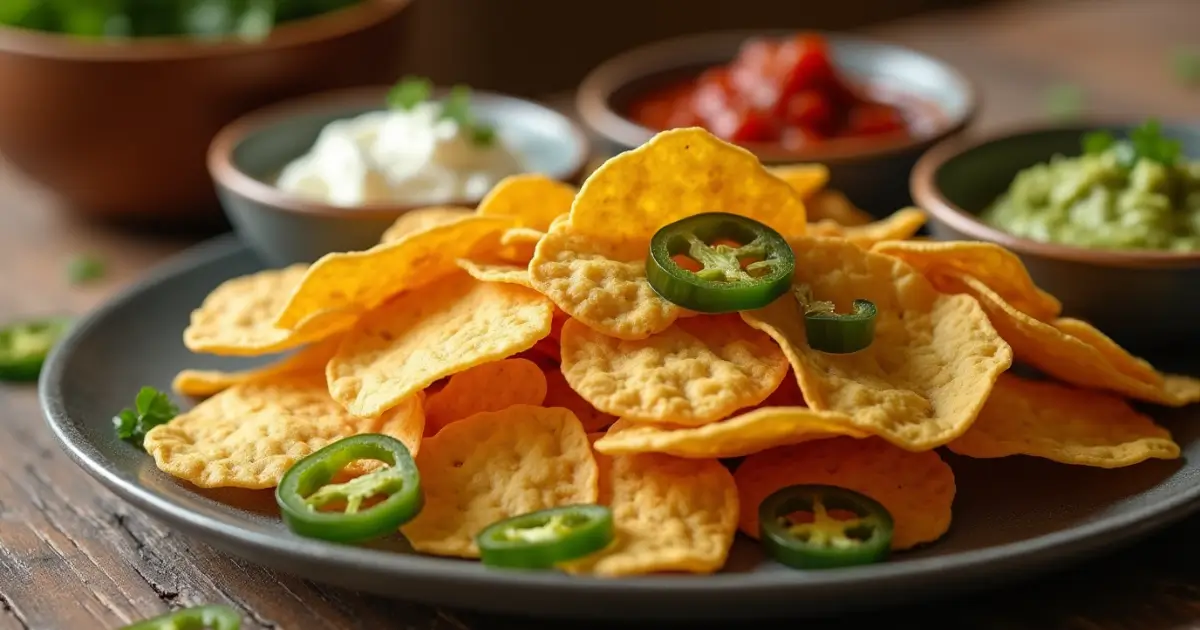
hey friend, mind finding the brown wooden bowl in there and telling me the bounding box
[0,0,413,229]
[911,122,1200,354]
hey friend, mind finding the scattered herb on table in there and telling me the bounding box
[120,604,241,630]
[114,386,179,449]
[0,317,72,382]
[1044,84,1085,121]
[66,253,106,285]
[1172,48,1200,87]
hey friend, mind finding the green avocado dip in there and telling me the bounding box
[982,120,1200,252]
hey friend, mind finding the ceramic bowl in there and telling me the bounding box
[0,0,412,228]
[208,85,590,266]
[576,30,977,216]
[912,122,1200,354]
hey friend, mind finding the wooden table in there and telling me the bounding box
[3,0,1199,627]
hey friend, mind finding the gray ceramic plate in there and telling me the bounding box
[40,236,1200,620]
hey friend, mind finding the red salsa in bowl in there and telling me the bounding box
[627,33,915,151]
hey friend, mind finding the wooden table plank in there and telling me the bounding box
[3,0,1200,627]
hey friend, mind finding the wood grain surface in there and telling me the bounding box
[2,0,1200,628]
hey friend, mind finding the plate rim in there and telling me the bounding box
[37,235,1200,613]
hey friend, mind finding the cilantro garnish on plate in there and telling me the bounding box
[114,386,179,449]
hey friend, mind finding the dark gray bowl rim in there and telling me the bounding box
[35,234,1200,612]
[0,0,411,61]
[575,29,979,164]
[207,85,591,221]
[911,120,1200,270]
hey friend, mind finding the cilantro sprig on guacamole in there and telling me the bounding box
[982,120,1200,252]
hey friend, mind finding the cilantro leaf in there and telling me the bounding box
[470,125,496,148]
[437,84,497,148]
[387,76,432,111]
[66,253,106,285]
[113,386,179,449]
[1082,131,1116,155]
[1129,118,1182,167]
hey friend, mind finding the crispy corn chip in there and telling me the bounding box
[454,259,533,288]
[561,452,737,576]
[401,405,597,558]
[423,358,548,436]
[569,128,807,241]
[767,163,830,200]
[561,315,789,425]
[805,207,926,248]
[183,265,353,356]
[273,215,515,331]
[501,226,546,248]
[871,240,1062,321]
[530,220,682,340]
[803,189,874,226]
[543,368,616,432]
[939,271,1199,407]
[380,206,474,244]
[144,373,424,489]
[328,273,554,418]
[754,369,807,407]
[735,437,954,550]
[172,335,343,398]
[948,374,1179,468]
[741,237,1012,450]
[595,407,868,458]
[1051,318,1160,385]
[476,174,576,231]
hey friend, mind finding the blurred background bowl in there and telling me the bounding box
[912,122,1200,354]
[208,85,590,266]
[576,29,976,217]
[0,0,412,229]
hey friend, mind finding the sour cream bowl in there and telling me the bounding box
[208,85,590,265]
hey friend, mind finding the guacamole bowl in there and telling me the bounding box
[912,122,1200,353]
[208,85,590,266]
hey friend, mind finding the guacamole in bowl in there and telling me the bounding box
[982,121,1200,252]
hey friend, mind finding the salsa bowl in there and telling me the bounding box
[208,85,590,266]
[576,30,977,216]
[912,122,1200,353]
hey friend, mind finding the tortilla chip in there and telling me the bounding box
[560,315,789,425]
[543,367,617,433]
[803,189,874,226]
[172,335,343,398]
[380,206,474,244]
[805,207,927,248]
[595,407,868,458]
[767,163,830,200]
[401,405,597,558]
[948,374,1179,468]
[455,259,533,289]
[735,437,955,550]
[741,237,1012,451]
[560,452,737,576]
[476,174,576,231]
[144,372,424,489]
[1051,318,1160,385]
[423,358,548,436]
[568,127,807,241]
[327,272,554,418]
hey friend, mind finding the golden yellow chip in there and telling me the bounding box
[327,272,554,418]
[530,220,682,340]
[501,226,546,248]
[172,335,343,398]
[476,173,576,231]
[948,374,1179,468]
[766,163,830,200]
[380,206,474,244]
[569,128,807,241]
[1051,318,1159,385]
[543,367,616,433]
[454,259,533,289]
[273,215,515,331]
[595,407,868,459]
[803,189,874,226]
[561,452,738,576]
[938,271,1199,407]
[735,437,954,550]
[401,405,597,558]
[871,240,1062,321]
[741,237,1012,450]
[183,265,353,357]
[144,373,424,489]
[423,358,548,436]
[560,314,789,425]
[805,207,926,248]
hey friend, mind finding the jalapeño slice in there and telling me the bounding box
[276,434,422,543]
[0,317,72,382]
[476,504,614,569]
[120,604,241,630]
[759,484,893,570]
[646,213,795,313]
[795,285,877,354]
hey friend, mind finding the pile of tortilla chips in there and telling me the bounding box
[146,128,1200,577]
